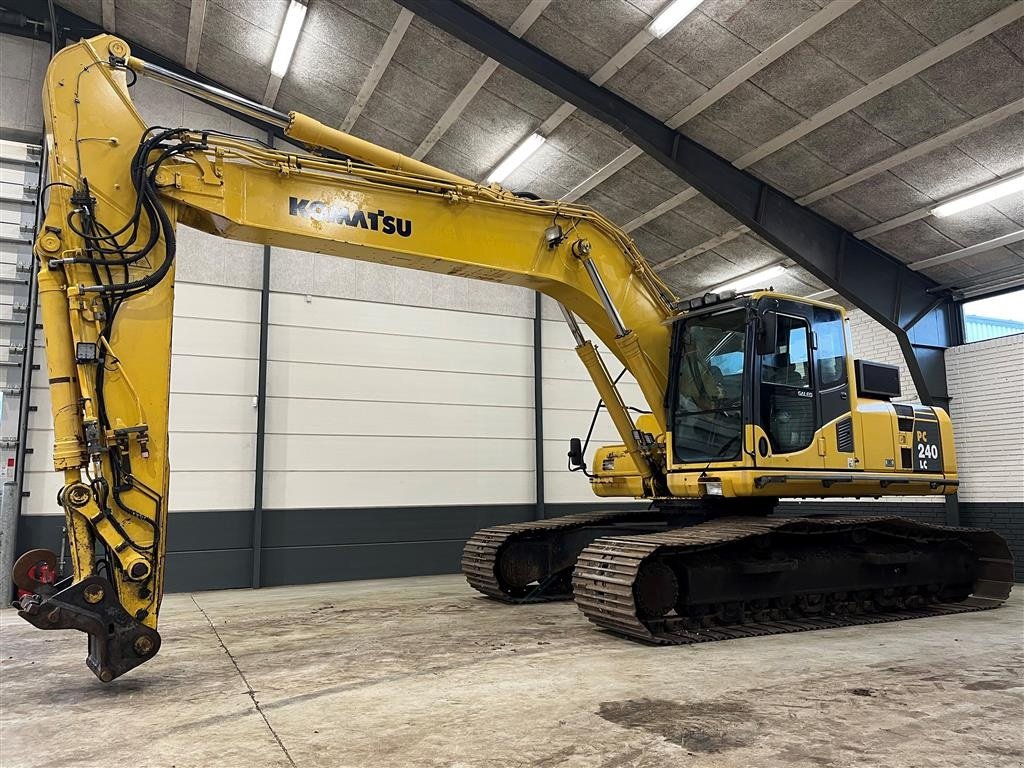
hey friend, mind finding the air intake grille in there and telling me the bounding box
[893,403,914,432]
[836,417,855,453]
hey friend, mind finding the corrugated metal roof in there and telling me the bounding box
[963,314,1024,342]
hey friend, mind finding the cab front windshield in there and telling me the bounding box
[673,309,747,463]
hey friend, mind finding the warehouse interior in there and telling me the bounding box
[0,1,1022,766]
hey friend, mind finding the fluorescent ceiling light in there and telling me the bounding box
[486,133,546,184]
[648,0,703,39]
[270,0,307,78]
[714,264,786,293]
[932,175,1024,218]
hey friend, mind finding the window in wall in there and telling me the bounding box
[962,288,1024,342]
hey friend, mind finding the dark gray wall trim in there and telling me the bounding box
[17,500,1020,591]
[260,540,465,587]
[166,509,253,551]
[546,502,648,516]
[166,549,252,592]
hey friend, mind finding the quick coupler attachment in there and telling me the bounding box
[12,549,160,683]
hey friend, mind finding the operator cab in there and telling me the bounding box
[668,292,850,469]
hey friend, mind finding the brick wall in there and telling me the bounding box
[945,333,1024,504]
[846,308,919,402]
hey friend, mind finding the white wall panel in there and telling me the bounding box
[268,324,532,374]
[266,361,531,406]
[169,282,258,510]
[544,410,623,446]
[263,470,534,508]
[270,292,532,343]
[539,298,641,505]
[164,393,256,434]
[167,471,255,512]
[266,399,531,438]
[266,280,537,509]
[172,317,260,359]
[174,283,261,323]
[541,377,644,411]
[24,472,66,515]
[264,435,533,472]
[169,434,256,471]
[171,356,258,395]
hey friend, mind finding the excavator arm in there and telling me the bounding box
[14,35,679,681]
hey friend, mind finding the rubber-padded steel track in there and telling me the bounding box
[463,509,693,603]
[573,516,1013,644]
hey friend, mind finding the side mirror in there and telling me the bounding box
[567,438,585,471]
[757,311,778,356]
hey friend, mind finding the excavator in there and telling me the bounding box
[12,35,1011,681]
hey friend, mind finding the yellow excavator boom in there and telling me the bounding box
[15,35,1007,683]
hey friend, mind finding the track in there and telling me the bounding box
[462,508,709,603]
[573,516,1013,644]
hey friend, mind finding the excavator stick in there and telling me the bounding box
[12,550,161,682]
[573,516,1013,644]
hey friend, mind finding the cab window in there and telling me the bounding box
[760,314,815,454]
[673,309,746,463]
[813,307,847,389]
[761,315,811,388]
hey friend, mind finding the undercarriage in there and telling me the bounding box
[463,512,1012,644]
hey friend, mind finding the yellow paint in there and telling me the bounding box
[35,35,958,634]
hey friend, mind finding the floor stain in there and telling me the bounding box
[962,679,1023,691]
[848,687,876,697]
[597,697,758,753]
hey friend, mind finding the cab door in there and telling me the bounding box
[811,305,855,468]
[754,299,823,468]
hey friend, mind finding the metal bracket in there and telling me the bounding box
[13,570,161,683]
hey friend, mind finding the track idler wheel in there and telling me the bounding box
[497,541,550,591]
[633,560,678,619]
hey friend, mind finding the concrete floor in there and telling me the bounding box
[1,576,1021,768]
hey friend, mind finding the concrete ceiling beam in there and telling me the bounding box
[184,0,207,72]
[339,8,414,133]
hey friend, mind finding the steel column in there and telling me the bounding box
[533,291,545,520]
[251,195,273,587]
[400,0,955,405]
